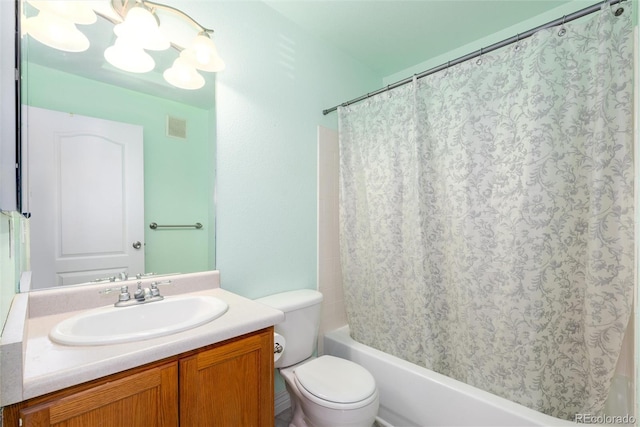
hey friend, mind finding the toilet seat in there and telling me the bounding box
[293,355,378,410]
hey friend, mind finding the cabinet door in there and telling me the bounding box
[19,363,178,427]
[180,328,274,427]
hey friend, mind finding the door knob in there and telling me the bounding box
[132,241,142,249]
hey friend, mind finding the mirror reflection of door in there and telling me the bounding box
[25,106,144,288]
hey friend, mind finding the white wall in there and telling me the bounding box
[316,125,345,355]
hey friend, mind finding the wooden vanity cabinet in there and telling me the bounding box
[180,326,274,426]
[17,363,178,427]
[3,328,274,427]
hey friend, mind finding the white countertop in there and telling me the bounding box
[2,271,285,404]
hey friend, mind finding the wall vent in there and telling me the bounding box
[166,115,187,139]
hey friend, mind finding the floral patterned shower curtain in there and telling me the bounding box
[338,4,634,420]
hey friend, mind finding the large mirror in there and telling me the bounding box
[20,0,218,289]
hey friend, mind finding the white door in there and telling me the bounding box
[24,106,144,288]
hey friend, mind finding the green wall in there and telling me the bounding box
[23,63,215,282]
[181,1,383,299]
[1,0,634,405]
[0,0,383,330]
[383,0,628,84]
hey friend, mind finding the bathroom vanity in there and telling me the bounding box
[4,328,273,426]
[0,271,284,427]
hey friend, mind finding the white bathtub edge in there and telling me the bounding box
[324,325,579,427]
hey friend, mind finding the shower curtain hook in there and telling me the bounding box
[614,0,625,16]
[476,48,483,65]
[514,33,521,51]
[558,15,567,36]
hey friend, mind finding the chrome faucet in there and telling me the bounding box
[111,280,171,307]
[92,271,127,283]
[101,280,172,307]
[133,282,147,301]
[116,285,131,305]
[92,276,117,283]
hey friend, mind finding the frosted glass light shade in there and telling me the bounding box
[180,34,225,72]
[24,11,90,52]
[104,37,155,73]
[163,58,205,90]
[27,0,97,25]
[114,6,169,51]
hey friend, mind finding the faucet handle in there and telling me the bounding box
[134,282,145,301]
[149,280,171,297]
[150,280,172,287]
[150,282,160,297]
[99,285,127,296]
[92,276,117,283]
[101,286,131,305]
[118,286,130,302]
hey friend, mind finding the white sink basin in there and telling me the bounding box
[49,296,228,346]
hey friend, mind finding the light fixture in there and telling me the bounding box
[180,33,226,72]
[104,37,155,73]
[23,10,90,52]
[23,0,225,90]
[23,0,96,53]
[112,5,169,51]
[163,57,205,90]
[28,1,97,25]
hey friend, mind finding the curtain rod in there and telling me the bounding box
[322,0,626,116]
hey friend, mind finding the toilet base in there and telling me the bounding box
[280,361,379,427]
[284,380,310,427]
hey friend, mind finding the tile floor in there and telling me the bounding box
[275,407,293,427]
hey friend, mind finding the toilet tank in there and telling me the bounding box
[256,289,323,368]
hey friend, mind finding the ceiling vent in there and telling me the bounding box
[167,115,187,139]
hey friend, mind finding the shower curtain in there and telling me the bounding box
[338,4,634,420]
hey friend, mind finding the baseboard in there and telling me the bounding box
[275,390,291,415]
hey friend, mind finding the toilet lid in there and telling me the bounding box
[294,355,376,404]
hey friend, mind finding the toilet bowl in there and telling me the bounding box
[256,290,379,427]
[280,355,379,427]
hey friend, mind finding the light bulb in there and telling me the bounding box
[24,10,89,52]
[163,58,205,90]
[104,37,155,73]
[27,0,96,25]
[114,6,169,51]
[180,34,225,72]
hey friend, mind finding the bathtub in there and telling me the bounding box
[323,325,576,427]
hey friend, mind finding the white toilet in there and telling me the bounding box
[257,289,379,427]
